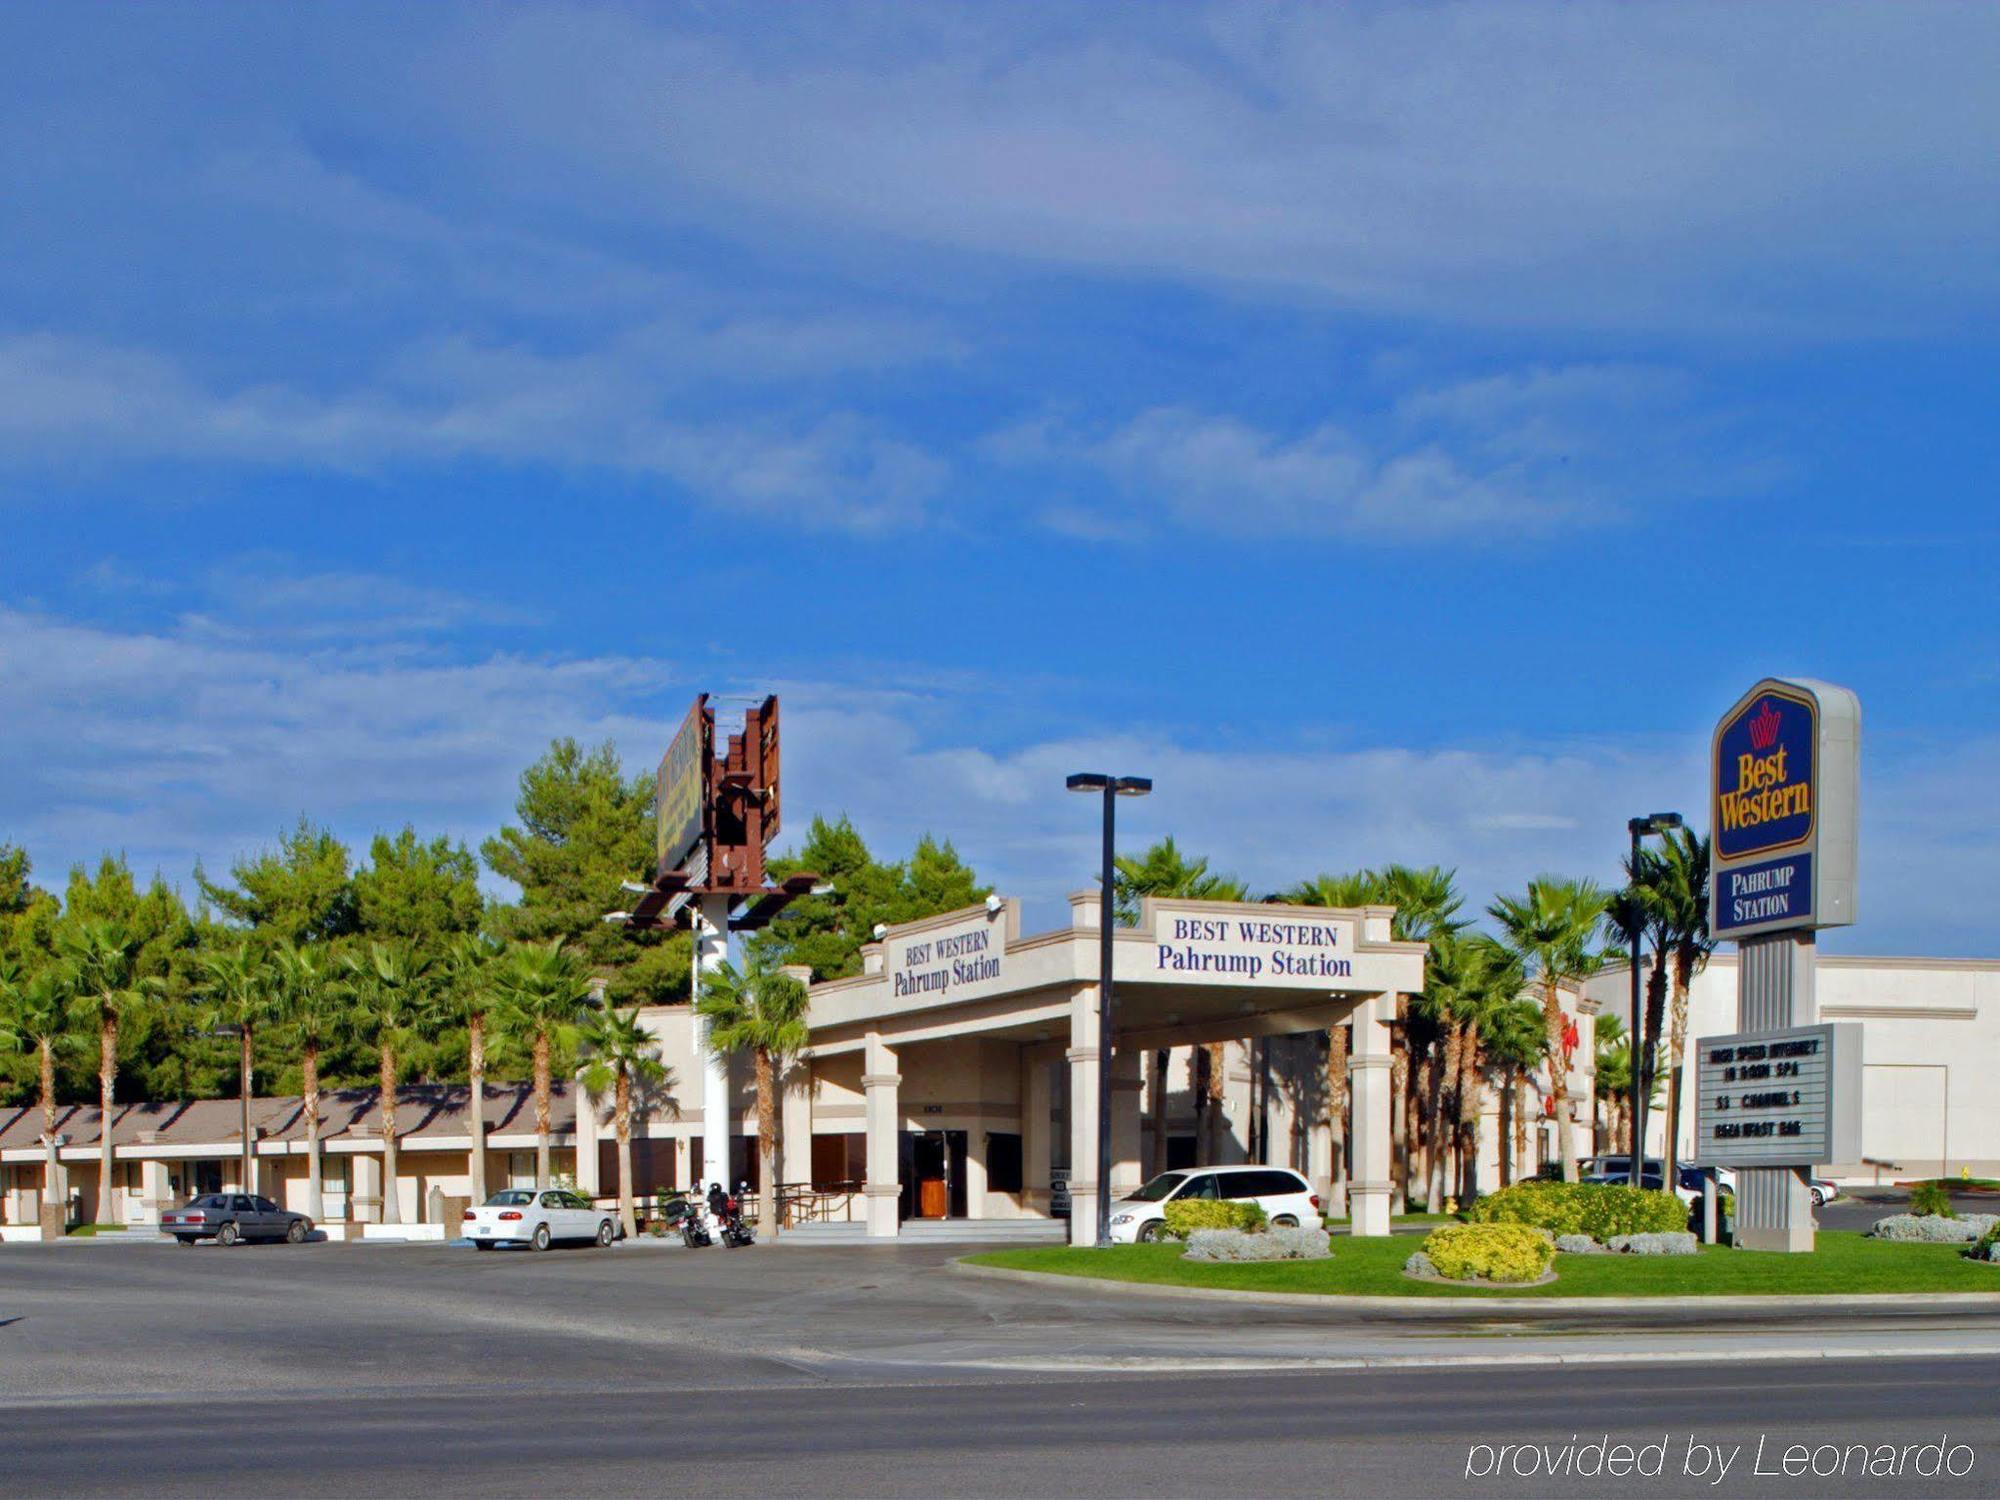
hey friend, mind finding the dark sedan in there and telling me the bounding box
[160,1193,314,1246]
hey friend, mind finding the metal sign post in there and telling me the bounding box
[1702,678,1861,1252]
[618,693,819,1201]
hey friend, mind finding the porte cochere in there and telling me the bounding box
[584,892,1426,1244]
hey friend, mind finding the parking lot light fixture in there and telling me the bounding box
[1068,771,1151,1246]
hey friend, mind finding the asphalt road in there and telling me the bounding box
[4,1238,1998,1498]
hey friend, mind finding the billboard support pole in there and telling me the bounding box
[1733,931,1818,1252]
[695,893,733,1194]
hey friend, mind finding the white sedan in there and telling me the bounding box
[463,1188,616,1251]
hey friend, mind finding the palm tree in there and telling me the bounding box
[1281,870,1388,1207]
[57,921,153,1225]
[196,939,276,1193]
[492,940,594,1189]
[1488,877,1608,1182]
[1653,830,1714,1183]
[1292,866,1465,1208]
[0,960,77,1223]
[270,941,343,1223]
[1111,836,1247,925]
[1115,837,1248,1173]
[1605,847,1674,1155]
[436,933,504,1205]
[579,1004,671,1239]
[1479,995,1545,1186]
[1375,864,1466,946]
[696,954,811,1242]
[1448,936,1523,1201]
[1593,1014,1634,1154]
[341,941,431,1224]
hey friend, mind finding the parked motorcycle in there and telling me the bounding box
[717,1187,755,1248]
[672,1194,713,1249]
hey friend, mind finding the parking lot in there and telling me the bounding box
[6,1214,2000,1497]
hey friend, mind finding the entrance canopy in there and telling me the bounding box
[800,893,1424,1245]
[804,892,1426,1057]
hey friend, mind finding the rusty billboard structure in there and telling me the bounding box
[624,693,817,934]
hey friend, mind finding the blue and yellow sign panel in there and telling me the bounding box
[1714,686,1816,862]
[1709,677,1860,939]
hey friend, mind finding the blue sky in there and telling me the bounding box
[2,3,1996,952]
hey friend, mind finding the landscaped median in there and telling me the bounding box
[964,1230,2000,1299]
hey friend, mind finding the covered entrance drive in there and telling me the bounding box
[794,890,1425,1244]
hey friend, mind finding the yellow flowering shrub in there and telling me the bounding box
[1163,1198,1268,1238]
[1420,1222,1555,1284]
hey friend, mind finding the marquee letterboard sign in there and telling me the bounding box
[1689,1022,1862,1169]
[1708,677,1860,940]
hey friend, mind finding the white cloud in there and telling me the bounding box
[986,363,1750,540]
[453,3,2000,334]
[0,332,946,531]
[3,599,1990,957]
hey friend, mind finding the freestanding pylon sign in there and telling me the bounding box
[621,694,818,1194]
[1695,677,1861,1252]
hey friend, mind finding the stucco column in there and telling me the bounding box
[350,1151,383,1224]
[1222,1041,1254,1164]
[1348,992,1396,1237]
[862,1032,902,1239]
[574,1086,602,1196]
[1111,1046,1143,1196]
[139,1158,172,1225]
[1067,986,1102,1246]
[1022,1051,1051,1214]
[964,1129,990,1219]
[1307,1085,1334,1208]
[780,1060,813,1188]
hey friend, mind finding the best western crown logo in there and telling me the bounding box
[1715,689,1815,859]
[1747,699,1783,752]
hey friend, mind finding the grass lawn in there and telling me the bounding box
[1907,1178,2000,1193]
[64,1223,130,1236]
[967,1230,2000,1298]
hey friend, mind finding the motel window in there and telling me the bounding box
[811,1133,865,1188]
[986,1133,1023,1194]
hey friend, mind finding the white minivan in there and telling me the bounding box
[1106,1164,1321,1244]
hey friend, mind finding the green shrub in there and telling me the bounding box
[1163,1199,1267,1238]
[1966,1224,2000,1262]
[1910,1182,1955,1219]
[1420,1223,1555,1284]
[1466,1180,1686,1239]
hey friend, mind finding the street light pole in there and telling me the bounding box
[1626,812,1682,1182]
[1067,771,1151,1247]
[205,1024,255,1194]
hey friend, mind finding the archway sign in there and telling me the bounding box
[1695,678,1862,1252]
[621,693,820,1194]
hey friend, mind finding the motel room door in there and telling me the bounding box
[904,1130,968,1219]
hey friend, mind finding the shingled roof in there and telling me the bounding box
[0,1082,574,1151]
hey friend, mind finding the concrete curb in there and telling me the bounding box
[950,1257,2000,1316]
[866,1342,2000,1375]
